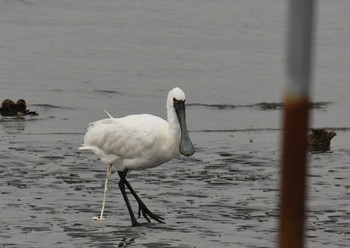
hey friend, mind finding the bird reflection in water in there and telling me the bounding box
[117,237,136,247]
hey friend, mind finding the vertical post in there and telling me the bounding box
[279,1,316,248]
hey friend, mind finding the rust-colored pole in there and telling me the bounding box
[279,1,316,248]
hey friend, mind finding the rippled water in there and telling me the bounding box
[1,0,350,247]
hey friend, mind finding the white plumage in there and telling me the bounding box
[81,114,177,170]
[79,87,195,226]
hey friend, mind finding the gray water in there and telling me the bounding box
[1,0,349,247]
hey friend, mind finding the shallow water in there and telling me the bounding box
[1,0,350,247]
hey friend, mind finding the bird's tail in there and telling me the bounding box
[78,145,94,151]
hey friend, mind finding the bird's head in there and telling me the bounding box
[167,87,195,157]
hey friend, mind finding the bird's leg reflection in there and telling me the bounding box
[117,237,136,247]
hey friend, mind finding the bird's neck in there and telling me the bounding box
[167,106,181,139]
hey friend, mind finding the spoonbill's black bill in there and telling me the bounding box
[79,87,195,226]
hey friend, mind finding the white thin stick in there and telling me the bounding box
[285,0,316,97]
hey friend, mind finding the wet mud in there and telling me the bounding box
[1,109,349,247]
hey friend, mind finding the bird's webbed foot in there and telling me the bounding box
[137,203,165,224]
[92,216,106,221]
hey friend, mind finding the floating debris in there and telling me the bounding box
[188,101,332,111]
[0,99,39,117]
[307,128,336,152]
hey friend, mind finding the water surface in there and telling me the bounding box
[1,0,349,247]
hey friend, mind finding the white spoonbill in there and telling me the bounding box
[79,87,195,226]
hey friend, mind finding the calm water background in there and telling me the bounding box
[1,0,349,247]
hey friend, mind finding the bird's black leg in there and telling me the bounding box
[118,170,138,227]
[123,178,165,224]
